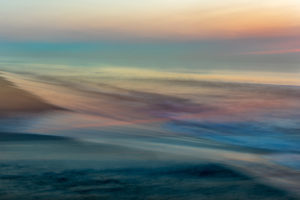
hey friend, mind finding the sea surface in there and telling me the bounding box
[0,65,300,199]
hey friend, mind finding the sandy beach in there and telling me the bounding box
[0,74,59,116]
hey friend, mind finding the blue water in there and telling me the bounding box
[1,63,300,199]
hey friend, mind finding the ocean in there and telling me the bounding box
[0,62,300,199]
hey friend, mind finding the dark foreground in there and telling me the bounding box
[0,133,297,200]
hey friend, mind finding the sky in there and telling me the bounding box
[0,0,299,73]
[1,0,300,41]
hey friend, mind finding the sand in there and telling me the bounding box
[0,75,59,116]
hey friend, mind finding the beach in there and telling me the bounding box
[0,75,59,117]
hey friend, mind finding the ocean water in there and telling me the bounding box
[1,64,300,199]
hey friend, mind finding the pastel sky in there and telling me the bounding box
[1,0,300,41]
[0,0,299,74]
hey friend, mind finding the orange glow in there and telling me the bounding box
[1,0,300,40]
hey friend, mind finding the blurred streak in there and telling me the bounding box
[1,66,300,197]
[241,48,300,55]
[0,0,300,40]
